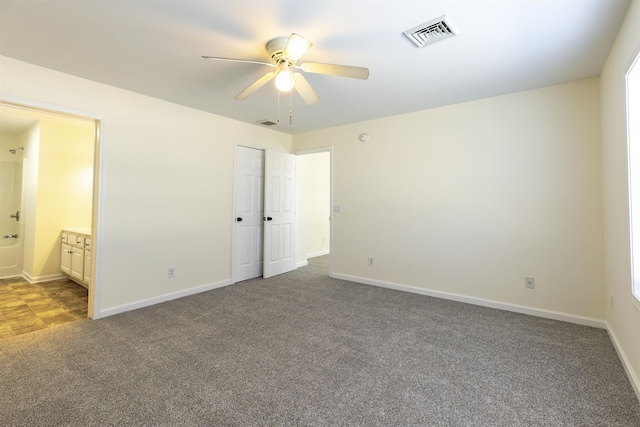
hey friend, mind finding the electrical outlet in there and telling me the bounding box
[368,257,374,266]
[168,266,176,278]
[525,277,535,289]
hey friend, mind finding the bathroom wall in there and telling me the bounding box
[19,123,39,277]
[31,120,94,280]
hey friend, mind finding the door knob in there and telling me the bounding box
[267,217,273,221]
[236,217,243,222]
[263,216,273,221]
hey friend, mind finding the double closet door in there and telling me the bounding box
[233,146,296,281]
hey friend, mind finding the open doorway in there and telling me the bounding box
[0,100,101,339]
[296,148,331,274]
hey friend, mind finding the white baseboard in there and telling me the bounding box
[23,271,66,284]
[307,250,330,259]
[100,278,233,318]
[606,323,640,403]
[330,272,607,329]
[297,251,330,268]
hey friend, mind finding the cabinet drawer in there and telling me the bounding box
[84,238,92,250]
[61,233,68,244]
[75,236,85,247]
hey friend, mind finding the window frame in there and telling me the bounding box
[625,42,640,311]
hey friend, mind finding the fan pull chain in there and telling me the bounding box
[289,90,293,125]
[277,90,281,127]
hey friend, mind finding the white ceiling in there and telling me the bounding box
[0,0,631,135]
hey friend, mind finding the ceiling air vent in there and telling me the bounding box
[257,119,278,127]
[403,15,459,48]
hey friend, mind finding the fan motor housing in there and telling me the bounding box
[267,37,288,63]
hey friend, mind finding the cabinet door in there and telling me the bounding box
[83,249,91,285]
[61,243,72,275]
[70,247,84,282]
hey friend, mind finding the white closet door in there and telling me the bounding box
[263,149,296,278]
[232,146,265,282]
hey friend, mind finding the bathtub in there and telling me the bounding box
[0,242,22,278]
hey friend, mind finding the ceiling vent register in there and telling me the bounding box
[257,119,278,127]
[404,15,459,48]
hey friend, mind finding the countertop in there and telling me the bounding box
[63,227,92,236]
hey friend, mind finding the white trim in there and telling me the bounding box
[294,147,331,156]
[331,272,607,329]
[297,250,330,268]
[624,42,640,311]
[0,93,102,122]
[100,278,234,318]
[91,117,105,319]
[633,294,640,312]
[0,93,105,320]
[307,250,330,259]
[235,141,268,151]
[23,272,66,283]
[606,322,640,403]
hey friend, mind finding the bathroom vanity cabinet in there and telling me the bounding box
[60,228,92,288]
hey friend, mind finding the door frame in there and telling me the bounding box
[294,146,333,275]
[0,93,105,319]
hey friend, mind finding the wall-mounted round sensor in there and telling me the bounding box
[359,133,369,142]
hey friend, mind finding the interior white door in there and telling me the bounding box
[232,146,265,282]
[263,149,296,278]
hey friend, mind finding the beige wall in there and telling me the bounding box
[2,20,638,397]
[601,0,640,399]
[0,55,291,312]
[33,121,94,278]
[293,78,604,320]
[21,123,40,277]
[296,151,330,262]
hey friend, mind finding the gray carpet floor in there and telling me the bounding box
[1,255,639,426]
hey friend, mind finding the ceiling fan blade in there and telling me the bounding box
[202,56,275,67]
[235,71,277,100]
[293,73,320,105]
[299,62,369,80]
[283,33,312,63]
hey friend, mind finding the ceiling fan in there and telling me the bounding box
[202,33,369,105]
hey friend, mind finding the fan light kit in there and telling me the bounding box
[203,33,369,125]
[275,62,294,92]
